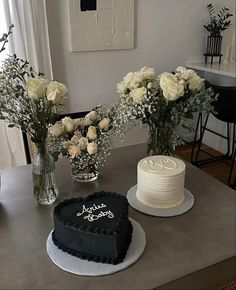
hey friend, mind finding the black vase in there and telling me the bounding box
[204,35,223,64]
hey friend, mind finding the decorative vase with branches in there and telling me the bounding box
[0,27,68,204]
[203,4,233,63]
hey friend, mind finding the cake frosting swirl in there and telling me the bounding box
[136,156,185,208]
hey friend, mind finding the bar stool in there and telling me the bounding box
[228,148,236,188]
[191,81,236,188]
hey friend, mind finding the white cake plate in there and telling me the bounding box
[46,218,146,276]
[127,185,194,217]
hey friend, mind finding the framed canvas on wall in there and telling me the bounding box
[69,0,134,52]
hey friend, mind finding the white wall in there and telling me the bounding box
[46,0,235,147]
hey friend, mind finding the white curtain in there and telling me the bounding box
[0,0,53,169]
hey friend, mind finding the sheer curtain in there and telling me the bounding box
[0,0,26,169]
[0,0,53,169]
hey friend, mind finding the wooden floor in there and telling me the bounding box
[176,143,236,190]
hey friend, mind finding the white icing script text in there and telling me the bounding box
[76,203,114,222]
[84,210,114,222]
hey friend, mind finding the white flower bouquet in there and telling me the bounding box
[0,55,67,146]
[48,105,112,182]
[113,66,216,156]
[0,41,68,205]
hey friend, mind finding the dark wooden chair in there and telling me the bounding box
[22,111,89,164]
[191,81,236,187]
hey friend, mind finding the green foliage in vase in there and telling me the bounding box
[0,39,68,147]
[48,105,112,170]
[0,24,14,53]
[204,4,233,36]
[112,66,217,155]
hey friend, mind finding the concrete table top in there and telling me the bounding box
[0,144,235,289]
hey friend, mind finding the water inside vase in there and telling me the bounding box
[33,171,59,205]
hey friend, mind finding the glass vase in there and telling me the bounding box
[70,159,98,182]
[32,143,59,205]
[147,125,175,156]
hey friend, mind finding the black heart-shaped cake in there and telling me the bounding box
[52,192,133,265]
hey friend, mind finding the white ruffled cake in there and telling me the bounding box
[136,156,186,208]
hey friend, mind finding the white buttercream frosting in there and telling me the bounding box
[136,156,185,208]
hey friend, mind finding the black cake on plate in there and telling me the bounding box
[52,192,133,265]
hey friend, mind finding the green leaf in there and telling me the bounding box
[181,123,192,131]
[185,112,193,119]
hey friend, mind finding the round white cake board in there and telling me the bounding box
[46,218,146,276]
[127,185,194,217]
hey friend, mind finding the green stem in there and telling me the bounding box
[148,123,175,156]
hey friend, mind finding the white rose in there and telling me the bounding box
[71,135,80,145]
[84,117,93,126]
[117,81,127,94]
[74,130,82,139]
[147,82,153,89]
[188,75,204,91]
[98,117,110,131]
[68,145,81,158]
[179,79,186,86]
[46,81,68,103]
[130,87,147,104]
[117,72,134,93]
[140,66,155,79]
[176,66,196,81]
[78,137,88,150]
[61,117,75,133]
[74,118,84,127]
[130,67,155,88]
[87,142,98,155]
[159,72,184,101]
[86,126,97,141]
[85,111,97,122]
[62,140,73,149]
[49,122,65,137]
[123,72,134,84]
[130,73,142,88]
[26,77,48,100]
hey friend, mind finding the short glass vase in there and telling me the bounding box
[32,144,59,205]
[70,159,98,182]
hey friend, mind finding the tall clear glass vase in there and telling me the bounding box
[147,124,175,156]
[32,143,59,205]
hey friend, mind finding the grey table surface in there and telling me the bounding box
[0,144,235,290]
